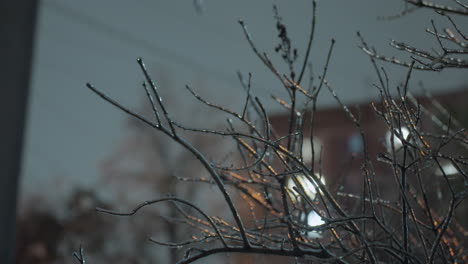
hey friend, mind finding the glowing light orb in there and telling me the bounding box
[306,211,324,239]
[385,127,410,151]
[287,173,325,201]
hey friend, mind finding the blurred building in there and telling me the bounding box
[269,88,468,197]
[232,88,468,263]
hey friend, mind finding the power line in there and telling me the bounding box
[44,1,243,90]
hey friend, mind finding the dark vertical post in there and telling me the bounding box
[0,1,38,263]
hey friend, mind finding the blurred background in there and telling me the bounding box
[2,0,467,263]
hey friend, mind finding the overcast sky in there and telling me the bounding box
[19,0,468,208]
